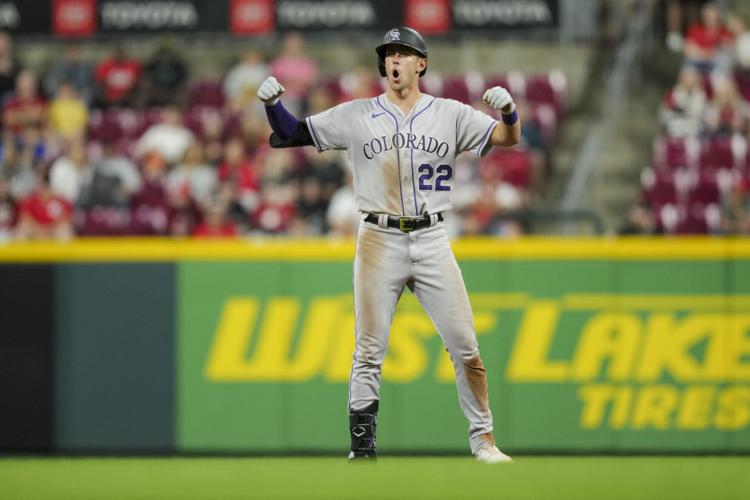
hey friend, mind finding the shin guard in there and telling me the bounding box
[348,401,378,459]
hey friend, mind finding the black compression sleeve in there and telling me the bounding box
[269,121,314,148]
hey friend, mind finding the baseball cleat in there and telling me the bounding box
[474,443,513,464]
[348,450,377,461]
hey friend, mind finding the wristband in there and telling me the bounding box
[501,110,518,126]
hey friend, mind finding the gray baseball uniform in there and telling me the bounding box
[307,93,498,453]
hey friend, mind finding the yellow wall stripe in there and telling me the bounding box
[0,237,749,262]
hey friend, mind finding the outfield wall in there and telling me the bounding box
[1,238,749,454]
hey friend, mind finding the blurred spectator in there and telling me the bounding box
[518,101,547,153]
[94,44,142,108]
[15,172,73,240]
[193,203,238,238]
[3,70,46,136]
[216,181,251,234]
[48,82,88,141]
[130,149,170,235]
[166,188,202,237]
[196,108,227,165]
[236,111,270,155]
[135,106,193,166]
[516,100,548,189]
[49,139,91,203]
[0,31,20,103]
[140,38,189,107]
[1,135,37,201]
[684,2,734,74]
[338,66,379,102]
[307,86,334,115]
[166,141,217,209]
[735,16,750,70]
[703,74,749,136]
[451,152,482,236]
[302,148,345,202]
[253,181,296,234]
[0,174,16,241]
[269,32,318,112]
[325,173,358,237]
[660,66,707,137]
[488,180,526,236]
[722,174,750,234]
[80,138,141,208]
[465,183,497,235]
[44,43,95,104]
[619,201,661,234]
[261,147,297,184]
[223,50,268,111]
[662,0,710,52]
[218,137,260,215]
[295,175,327,234]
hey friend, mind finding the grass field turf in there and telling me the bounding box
[1,456,748,499]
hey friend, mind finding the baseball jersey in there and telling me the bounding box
[306,94,498,216]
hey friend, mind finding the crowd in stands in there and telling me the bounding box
[0,31,565,241]
[627,0,750,234]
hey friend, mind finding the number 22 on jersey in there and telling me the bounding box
[418,163,453,191]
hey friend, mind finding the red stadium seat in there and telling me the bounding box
[135,108,163,137]
[698,137,734,170]
[734,70,750,102]
[91,117,124,143]
[525,74,562,112]
[676,204,709,234]
[687,171,721,205]
[641,167,678,206]
[442,76,471,102]
[653,136,699,169]
[78,207,132,236]
[481,147,532,188]
[483,76,511,94]
[189,80,225,108]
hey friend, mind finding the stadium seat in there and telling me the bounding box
[481,147,532,188]
[698,136,734,170]
[675,204,709,234]
[189,79,225,108]
[653,136,699,169]
[734,70,750,102]
[442,76,471,103]
[687,171,721,205]
[641,167,678,206]
[78,206,132,236]
[90,116,124,143]
[525,73,565,114]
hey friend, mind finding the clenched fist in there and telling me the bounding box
[482,86,515,114]
[257,76,285,106]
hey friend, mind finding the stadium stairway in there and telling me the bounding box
[543,38,680,234]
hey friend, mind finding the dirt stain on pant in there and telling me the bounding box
[464,355,489,413]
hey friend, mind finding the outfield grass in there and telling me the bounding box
[0,456,748,500]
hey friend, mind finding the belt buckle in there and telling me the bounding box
[398,217,416,232]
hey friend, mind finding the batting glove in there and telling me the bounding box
[482,86,516,114]
[257,76,285,106]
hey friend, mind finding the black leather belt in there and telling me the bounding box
[364,212,443,232]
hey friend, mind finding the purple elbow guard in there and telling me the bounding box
[265,101,300,140]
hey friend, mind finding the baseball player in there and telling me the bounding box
[258,27,519,464]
